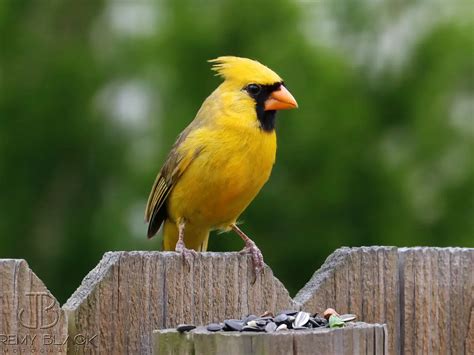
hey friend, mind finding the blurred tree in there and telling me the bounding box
[0,0,120,300]
[0,0,472,302]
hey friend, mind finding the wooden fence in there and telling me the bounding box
[154,322,387,355]
[0,247,472,354]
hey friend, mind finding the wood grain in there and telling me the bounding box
[295,246,473,355]
[153,322,387,355]
[398,247,473,355]
[63,252,295,354]
[0,259,67,353]
[295,247,399,353]
[3,247,471,354]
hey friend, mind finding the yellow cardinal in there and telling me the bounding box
[145,56,297,274]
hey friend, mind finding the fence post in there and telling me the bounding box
[294,246,473,354]
[153,323,388,355]
[0,259,68,353]
[2,247,471,354]
[63,251,295,354]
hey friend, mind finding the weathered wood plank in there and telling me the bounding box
[58,246,472,354]
[399,247,473,355]
[467,307,474,354]
[295,246,473,355]
[295,246,399,354]
[0,259,68,353]
[153,322,387,355]
[63,252,295,354]
[153,329,194,355]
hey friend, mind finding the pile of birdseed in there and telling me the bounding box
[176,308,356,334]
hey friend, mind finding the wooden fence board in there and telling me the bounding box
[295,246,399,353]
[153,322,387,355]
[63,251,295,354]
[398,247,473,355]
[0,259,67,353]
[1,246,471,354]
[295,246,473,355]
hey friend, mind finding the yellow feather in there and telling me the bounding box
[209,56,282,86]
[145,56,292,251]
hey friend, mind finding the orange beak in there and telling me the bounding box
[264,85,298,111]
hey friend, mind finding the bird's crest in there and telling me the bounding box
[209,56,282,85]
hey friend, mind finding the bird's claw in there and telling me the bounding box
[175,241,197,267]
[239,241,264,283]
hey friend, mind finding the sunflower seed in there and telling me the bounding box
[265,322,277,333]
[329,314,345,328]
[242,325,263,332]
[281,310,299,316]
[274,313,288,324]
[207,323,223,332]
[249,320,261,328]
[177,324,196,332]
[294,312,310,328]
[340,314,357,322]
[308,317,326,328]
[323,308,338,320]
[224,319,244,331]
[276,324,288,331]
[314,316,327,324]
[243,314,257,324]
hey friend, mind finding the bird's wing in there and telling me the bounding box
[145,130,203,238]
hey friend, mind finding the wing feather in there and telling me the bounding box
[145,130,203,238]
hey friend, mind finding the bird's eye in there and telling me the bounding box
[246,84,261,96]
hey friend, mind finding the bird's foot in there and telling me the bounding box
[175,240,197,266]
[239,240,264,283]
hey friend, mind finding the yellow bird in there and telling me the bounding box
[145,56,297,275]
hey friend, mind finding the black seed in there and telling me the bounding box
[207,323,223,332]
[313,316,328,326]
[274,313,288,324]
[242,325,263,332]
[265,322,277,333]
[224,319,244,331]
[308,318,322,328]
[177,324,196,333]
[281,310,299,316]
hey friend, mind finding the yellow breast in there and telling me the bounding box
[168,125,276,229]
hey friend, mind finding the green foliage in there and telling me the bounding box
[0,0,472,302]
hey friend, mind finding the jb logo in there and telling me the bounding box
[18,292,60,329]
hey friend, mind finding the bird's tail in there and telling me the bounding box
[162,220,210,251]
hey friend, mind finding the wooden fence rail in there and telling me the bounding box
[1,247,472,354]
[153,322,388,355]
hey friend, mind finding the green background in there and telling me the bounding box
[1,0,472,303]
